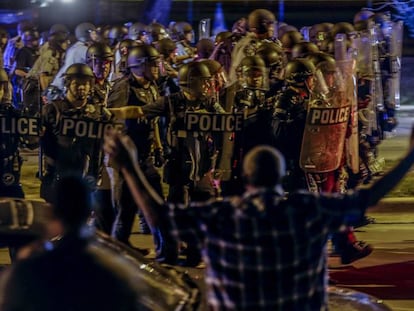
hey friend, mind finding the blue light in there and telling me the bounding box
[145,0,172,25]
[213,2,227,36]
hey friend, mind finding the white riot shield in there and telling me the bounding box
[389,20,403,109]
[300,62,352,173]
[198,18,211,40]
[371,25,385,111]
[354,28,379,136]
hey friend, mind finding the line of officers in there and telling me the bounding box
[0,7,402,266]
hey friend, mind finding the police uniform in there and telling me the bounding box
[108,74,172,260]
[141,90,223,265]
[272,87,309,192]
[0,105,24,198]
[40,98,108,202]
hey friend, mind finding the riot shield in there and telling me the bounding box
[335,34,359,173]
[300,60,352,173]
[371,24,385,111]
[354,27,379,137]
[300,26,311,41]
[389,20,403,109]
[198,18,211,40]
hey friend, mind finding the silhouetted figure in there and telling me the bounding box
[0,174,140,311]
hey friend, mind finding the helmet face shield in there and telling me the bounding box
[240,66,269,91]
[91,58,112,80]
[186,77,212,99]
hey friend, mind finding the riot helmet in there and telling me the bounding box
[200,59,228,91]
[248,9,276,36]
[108,25,128,47]
[63,63,95,101]
[147,22,169,43]
[48,24,69,50]
[22,29,40,47]
[232,17,248,35]
[331,22,356,39]
[214,31,232,45]
[75,22,97,43]
[64,63,95,81]
[354,9,375,24]
[354,20,370,32]
[157,38,177,58]
[86,42,114,80]
[86,42,114,62]
[285,58,316,87]
[171,21,194,42]
[128,22,148,43]
[307,52,335,67]
[237,55,269,91]
[17,21,36,36]
[277,23,298,40]
[118,38,140,73]
[196,38,214,59]
[119,38,140,56]
[48,23,69,40]
[373,12,393,38]
[313,57,338,94]
[178,61,212,99]
[256,42,287,81]
[291,41,319,59]
[127,44,160,81]
[279,30,304,58]
[309,23,333,50]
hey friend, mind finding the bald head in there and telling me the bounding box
[243,145,286,187]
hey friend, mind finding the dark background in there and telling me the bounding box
[0,0,413,55]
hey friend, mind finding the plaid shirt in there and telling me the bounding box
[168,187,368,310]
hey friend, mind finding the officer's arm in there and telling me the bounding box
[108,106,144,119]
[104,131,164,227]
[362,125,414,207]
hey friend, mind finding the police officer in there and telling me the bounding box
[146,22,170,46]
[256,41,287,97]
[52,22,98,91]
[109,60,224,266]
[11,29,40,110]
[107,44,172,259]
[25,23,69,105]
[229,8,280,83]
[221,55,274,195]
[40,63,105,204]
[86,42,116,234]
[155,37,180,96]
[111,38,140,82]
[128,22,149,44]
[170,21,196,66]
[272,58,316,192]
[0,69,25,198]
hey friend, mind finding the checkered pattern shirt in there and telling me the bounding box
[168,187,368,310]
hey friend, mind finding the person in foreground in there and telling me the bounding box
[104,126,414,311]
[0,174,140,311]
